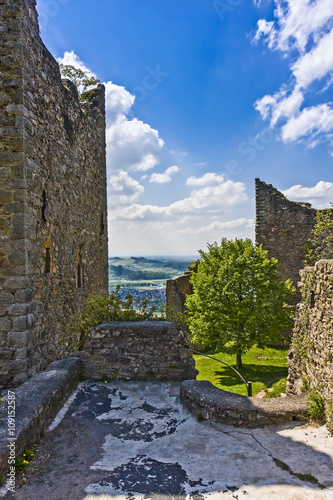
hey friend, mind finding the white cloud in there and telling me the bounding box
[110,178,248,221]
[149,166,180,184]
[57,51,97,78]
[170,150,188,156]
[104,81,135,120]
[257,0,333,53]
[186,173,225,186]
[109,171,144,205]
[177,218,253,236]
[108,215,255,256]
[281,104,333,143]
[103,79,164,172]
[255,19,274,41]
[255,87,304,127]
[57,52,164,173]
[292,28,333,89]
[254,1,333,152]
[283,181,333,208]
[195,162,208,167]
[106,114,164,172]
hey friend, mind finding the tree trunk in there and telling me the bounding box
[236,353,242,370]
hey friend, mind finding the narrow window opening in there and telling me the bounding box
[45,248,51,274]
[77,263,82,288]
[42,190,47,222]
[100,211,105,235]
[76,255,83,289]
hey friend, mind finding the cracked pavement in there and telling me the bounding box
[1,381,333,500]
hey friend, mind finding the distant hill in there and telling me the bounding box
[109,256,192,281]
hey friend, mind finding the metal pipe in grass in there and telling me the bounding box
[185,348,253,397]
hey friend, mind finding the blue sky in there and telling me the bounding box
[37,0,333,256]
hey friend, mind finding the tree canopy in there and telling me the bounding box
[59,64,100,101]
[185,238,295,369]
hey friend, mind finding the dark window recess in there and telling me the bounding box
[45,248,51,273]
[100,211,105,235]
[77,261,83,289]
[42,190,47,222]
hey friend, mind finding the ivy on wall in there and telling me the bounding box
[289,262,333,433]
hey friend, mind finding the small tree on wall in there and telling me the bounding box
[59,64,100,101]
[185,238,295,369]
[305,206,333,265]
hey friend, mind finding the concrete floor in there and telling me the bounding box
[1,381,333,500]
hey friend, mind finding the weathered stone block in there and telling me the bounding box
[0,292,14,306]
[9,359,27,374]
[8,251,25,265]
[4,276,28,290]
[0,316,11,332]
[12,315,28,331]
[14,347,27,359]
[7,302,27,316]
[7,331,30,347]
[0,349,13,360]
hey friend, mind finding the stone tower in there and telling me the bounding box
[0,0,108,388]
[255,178,316,291]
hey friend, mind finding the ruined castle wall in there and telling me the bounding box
[81,321,197,382]
[166,273,193,318]
[287,260,333,427]
[255,178,316,294]
[166,262,198,318]
[0,0,108,387]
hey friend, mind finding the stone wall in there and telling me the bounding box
[287,261,333,426]
[255,178,316,296]
[166,261,198,318]
[0,0,108,388]
[181,380,308,427]
[81,321,198,382]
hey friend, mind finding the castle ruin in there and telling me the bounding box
[166,179,319,315]
[255,178,317,291]
[0,0,108,388]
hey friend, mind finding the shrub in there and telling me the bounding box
[307,390,326,425]
[62,285,157,351]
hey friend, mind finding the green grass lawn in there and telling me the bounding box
[194,345,289,397]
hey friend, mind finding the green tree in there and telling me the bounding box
[305,206,333,265]
[59,64,100,101]
[185,238,295,369]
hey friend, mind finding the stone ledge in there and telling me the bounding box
[181,380,308,427]
[0,357,80,478]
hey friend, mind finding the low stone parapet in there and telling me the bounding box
[0,357,80,478]
[81,321,197,382]
[181,380,308,427]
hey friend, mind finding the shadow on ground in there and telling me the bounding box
[214,364,288,389]
[1,381,332,500]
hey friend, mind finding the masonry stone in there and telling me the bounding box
[7,331,30,347]
[81,321,198,382]
[287,260,333,430]
[0,0,108,388]
[166,261,198,317]
[255,178,317,300]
